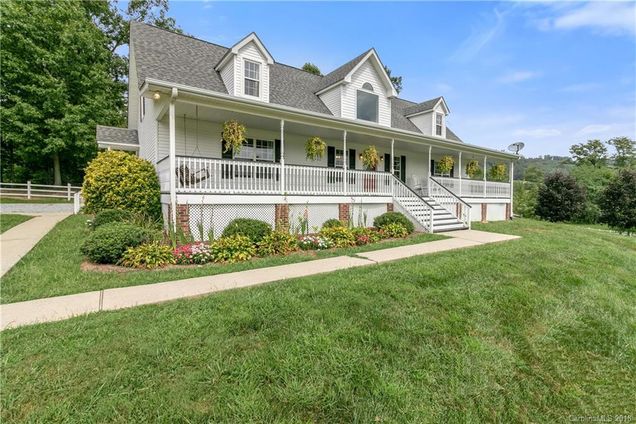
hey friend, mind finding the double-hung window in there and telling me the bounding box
[393,156,402,180]
[435,113,443,136]
[356,83,379,123]
[334,149,344,168]
[233,138,274,162]
[244,60,260,97]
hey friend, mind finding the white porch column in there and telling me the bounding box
[280,119,285,194]
[510,160,514,219]
[483,155,487,198]
[169,87,178,230]
[458,151,463,197]
[343,130,347,196]
[428,145,432,195]
[390,138,395,194]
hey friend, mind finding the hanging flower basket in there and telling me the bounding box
[437,155,454,175]
[222,120,246,154]
[489,163,508,182]
[305,136,326,161]
[466,160,480,179]
[361,146,380,170]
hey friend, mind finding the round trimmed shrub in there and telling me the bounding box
[119,242,175,269]
[222,218,271,243]
[373,212,415,234]
[91,209,132,229]
[322,219,343,229]
[82,151,161,219]
[81,222,158,264]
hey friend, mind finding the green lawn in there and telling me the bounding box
[2,218,634,422]
[0,196,71,204]
[0,214,32,234]
[0,214,445,303]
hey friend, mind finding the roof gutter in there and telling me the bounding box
[141,78,518,159]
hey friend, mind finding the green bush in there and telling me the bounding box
[320,226,355,248]
[119,242,175,269]
[257,231,298,256]
[599,169,636,234]
[350,227,382,245]
[373,212,414,234]
[322,219,343,229]
[535,172,586,222]
[82,151,161,219]
[513,181,538,218]
[91,209,132,229]
[210,235,256,263]
[380,222,409,238]
[570,164,616,223]
[222,218,271,243]
[81,222,158,264]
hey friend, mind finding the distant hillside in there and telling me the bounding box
[513,155,574,180]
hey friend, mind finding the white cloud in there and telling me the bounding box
[513,128,562,138]
[541,2,636,36]
[559,82,602,93]
[576,124,612,136]
[498,70,541,84]
[450,7,509,62]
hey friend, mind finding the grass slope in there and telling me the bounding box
[0,214,444,303]
[0,214,32,234]
[2,219,634,422]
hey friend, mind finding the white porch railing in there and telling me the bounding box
[172,156,393,196]
[429,177,471,229]
[433,176,510,198]
[0,181,81,200]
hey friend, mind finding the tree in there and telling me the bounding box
[570,164,616,223]
[523,166,544,183]
[301,62,321,76]
[607,136,635,169]
[1,0,123,184]
[569,139,608,167]
[598,169,636,234]
[535,172,586,222]
[383,65,403,94]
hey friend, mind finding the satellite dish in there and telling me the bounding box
[507,142,525,155]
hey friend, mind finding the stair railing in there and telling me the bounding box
[391,175,435,233]
[429,177,472,229]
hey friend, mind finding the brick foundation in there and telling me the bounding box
[481,203,488,223]
[176,204,190,235]
[387,203,394,212]
[275,204,289,230]
[338,203,350,224]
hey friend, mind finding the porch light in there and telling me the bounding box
[152,92,161,100]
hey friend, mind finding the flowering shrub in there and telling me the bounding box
[210,235,255,263]
[320,226,356,248]
[298,235,333,250]
[373,212,414,234]
[379,222,409,238]
[351,227,382,245]
[257,231,298,256]
[173,242,213,265]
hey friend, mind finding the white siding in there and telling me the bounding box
[127,47,139,130]
[318,85,341,117]
[341,60,391,127]
[234,42,270,102]
[157,117,223,160]
[219,60,235,96]
[408,112,434,136]
[137,98,157,163]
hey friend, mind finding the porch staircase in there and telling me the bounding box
[391,176,470,233]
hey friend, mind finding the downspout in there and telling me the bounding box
[169,87,178,231]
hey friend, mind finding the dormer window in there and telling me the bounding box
[357,83,378,123]
[244,60,260,97]
[435,113,443,136]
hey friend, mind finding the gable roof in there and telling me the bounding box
[96,125,139,149]
[130,22,461,141]
[215,32,274,70]
[403,96,450,117]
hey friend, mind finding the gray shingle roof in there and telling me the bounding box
[315,49,372,92]
[96,125,139,145]
[403,97,443,116]
[130,23,463,142]
[446,127,463,143]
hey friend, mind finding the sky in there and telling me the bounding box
[154,1,635,157]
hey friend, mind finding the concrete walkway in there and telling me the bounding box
[0,203,74,214]
[0,213,71,278]
[0,229,519,331]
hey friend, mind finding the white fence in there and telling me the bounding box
[0,181,81,200]
[433,176,510,198]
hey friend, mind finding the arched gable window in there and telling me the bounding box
[361,82,374,92]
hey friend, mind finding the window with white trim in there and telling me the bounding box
[393,156,402,180]
[435,113,443,136]
[335,149,344,168]
[356,88,379,123]
[234,138,274,161]
[244,60,260,97]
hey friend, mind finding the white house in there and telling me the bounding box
[96,22,517,237]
